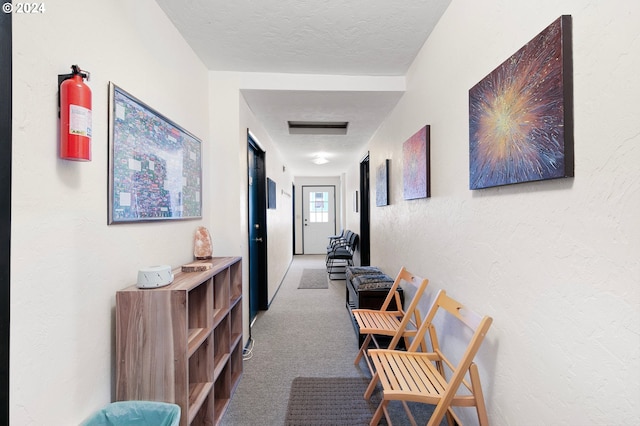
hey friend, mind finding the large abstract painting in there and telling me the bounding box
[469,15,574,190]
[403,125,430,200]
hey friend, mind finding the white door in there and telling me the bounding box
[302,186,336,254]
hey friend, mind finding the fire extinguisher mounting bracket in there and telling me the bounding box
[58,64,90,118]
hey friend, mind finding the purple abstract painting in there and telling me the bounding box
[469,15,574,189]
[403,125,430,200]
[376,159,389,206]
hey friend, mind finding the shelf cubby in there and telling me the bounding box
[116,257,242,426]
[213,363,232,425]
[230,302,242,350]
[230,261,242,304]
[229,343,243,392]
[213,315,230,379]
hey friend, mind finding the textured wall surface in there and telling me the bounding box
[10,0,639,425]
[207,72,295,343]
[11,1,209,424]
[240,93,294,304]
[364,0,640,424]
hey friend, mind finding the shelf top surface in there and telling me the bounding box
[119,256,242,293]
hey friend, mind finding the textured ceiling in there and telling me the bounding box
[242,89,405,174]
[155,0,451,175]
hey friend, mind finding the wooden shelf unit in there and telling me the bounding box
[116,256,243,426]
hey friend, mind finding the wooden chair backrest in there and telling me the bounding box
[379,266,427,312]
[409,289,493,400]
[381,267,430,348]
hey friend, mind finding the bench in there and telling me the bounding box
[345,266,404,345]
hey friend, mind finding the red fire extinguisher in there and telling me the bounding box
[59,65,92,161]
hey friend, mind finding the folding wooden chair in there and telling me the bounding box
[367,289,493,426]
[352,267,430,375]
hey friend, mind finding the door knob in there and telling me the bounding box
[253,237,263,242]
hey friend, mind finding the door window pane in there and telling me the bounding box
[309,192,329,222]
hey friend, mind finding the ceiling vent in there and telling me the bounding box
[287,121,348,135]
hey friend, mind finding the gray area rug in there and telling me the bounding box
[298,268,329,289]
[285,377,444,426]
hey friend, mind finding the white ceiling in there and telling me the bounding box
[155,0,451,176]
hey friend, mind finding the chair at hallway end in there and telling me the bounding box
[326,232,358,279]
[352,266,430,375]
[326,230,352,259]
[327,229,346,247]
[368,289,493,426]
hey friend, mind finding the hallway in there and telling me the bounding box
[220,255,369,425]
[9,2,638,424]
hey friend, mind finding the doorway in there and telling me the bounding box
[302,185,336,254]
[247,134,268,326]
[359,155,371,266]
[0,10,11,424]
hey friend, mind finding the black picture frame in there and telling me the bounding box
[267,177,276,209]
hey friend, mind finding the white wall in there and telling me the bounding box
[11,4,298,423]
[11,0,210,424]
[241,94,294,304]
[361,0,640,424]
[209,72,294,327]
[10,0,639,424]
[344,160,364,234]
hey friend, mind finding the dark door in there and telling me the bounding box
[359,154,371,266]
[247,134,268,326]
[0,9,11,425]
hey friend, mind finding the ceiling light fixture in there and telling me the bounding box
[312,157,329,165]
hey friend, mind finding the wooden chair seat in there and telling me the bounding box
[354,309,404,334]
[370,351,480,407]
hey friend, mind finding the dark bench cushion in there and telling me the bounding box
[352,273,395,291]
[345,266,382,283]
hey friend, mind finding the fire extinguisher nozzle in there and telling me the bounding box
[70,65,90,81]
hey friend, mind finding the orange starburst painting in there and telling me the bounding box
[469,16,574,189]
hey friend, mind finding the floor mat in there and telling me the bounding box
[285,377,444,426]
[298,269,329,289]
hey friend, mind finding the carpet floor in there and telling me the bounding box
[298,268,329,289]
[219,255,444,426]
[285,376,445,426]
[219,255,368,426]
